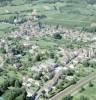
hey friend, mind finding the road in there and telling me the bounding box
[47,17,90,23]
[50,72,96,100]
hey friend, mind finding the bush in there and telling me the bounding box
[35,53,45,62]
[89,81,94,87]
[62,94,73,100]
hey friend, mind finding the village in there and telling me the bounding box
[0,0,96,100]
[0,13,96,100]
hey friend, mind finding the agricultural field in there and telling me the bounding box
[0,0,96,36]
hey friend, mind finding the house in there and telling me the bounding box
[22,42,32,49]
[68,64,75,70]
[13,63,21,69]
[66,76,74,81]
[32,9,39,20]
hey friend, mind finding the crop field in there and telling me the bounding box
[0,0,96,36]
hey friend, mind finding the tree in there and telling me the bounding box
[9,78,15,86]
[15,80,22,88]
[67,69,75,76]
[89,81,93,87]
[35,54,42,61]
[82,60,89,67]
[15,89,27,100]
[80,87,85,92]
[53,33,62,39]
[50,52,55,59]
[0,47,6,54]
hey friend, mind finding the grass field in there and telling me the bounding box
[0,23,15,37]
[73,80,96,100]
